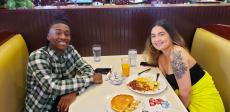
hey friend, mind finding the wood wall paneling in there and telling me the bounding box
[1,6,230,56]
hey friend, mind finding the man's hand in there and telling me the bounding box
[57,92,77,112]
[93,73,103,84]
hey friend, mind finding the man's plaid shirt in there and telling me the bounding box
[25,45,94,112]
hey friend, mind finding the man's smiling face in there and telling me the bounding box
[47,23,71,52]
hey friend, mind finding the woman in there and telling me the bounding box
[25,18,102,112]
[143,19,225,111]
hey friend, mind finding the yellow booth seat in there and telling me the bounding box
[191,28,230,111]
[0,34,29,112]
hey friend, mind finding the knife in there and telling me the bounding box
[137,68,151,76]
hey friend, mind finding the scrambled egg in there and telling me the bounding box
[136,77,159,91]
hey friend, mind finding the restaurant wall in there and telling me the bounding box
[0,6,230,56]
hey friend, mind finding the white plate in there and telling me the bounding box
[126,73,167,94]
[105,94,143,112]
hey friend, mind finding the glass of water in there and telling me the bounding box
[128,49,137,67]
[92,44,101,62]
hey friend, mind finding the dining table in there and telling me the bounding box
[69,55,188,112]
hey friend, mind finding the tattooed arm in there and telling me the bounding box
[170,47,192,107]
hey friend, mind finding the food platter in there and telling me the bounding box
[126,73,167,94]
[105,94,143,112]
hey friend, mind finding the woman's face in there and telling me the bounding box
[151,25,173,51]
[47,23,71,52]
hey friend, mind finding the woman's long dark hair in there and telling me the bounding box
[143,19,186,65]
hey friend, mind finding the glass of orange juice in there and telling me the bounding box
[121,57,130,77]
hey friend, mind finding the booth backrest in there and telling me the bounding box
[191,28,230,111]
[0,32,16,45]
[0,34,29,112]
[203,24,230,41]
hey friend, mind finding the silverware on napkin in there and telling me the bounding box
[137,68,151,76]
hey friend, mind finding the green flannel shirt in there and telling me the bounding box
[25,45,94,112]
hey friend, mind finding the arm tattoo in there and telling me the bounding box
[171,50,188,79]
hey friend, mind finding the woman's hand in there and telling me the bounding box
[93,73,103,84]
[57,92,77,112]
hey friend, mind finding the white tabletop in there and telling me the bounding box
[69,55,187,112]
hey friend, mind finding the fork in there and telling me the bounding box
[154,73,160,86]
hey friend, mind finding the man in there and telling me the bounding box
[25,18,102,112]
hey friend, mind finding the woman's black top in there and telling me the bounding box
[166,63,205,90]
